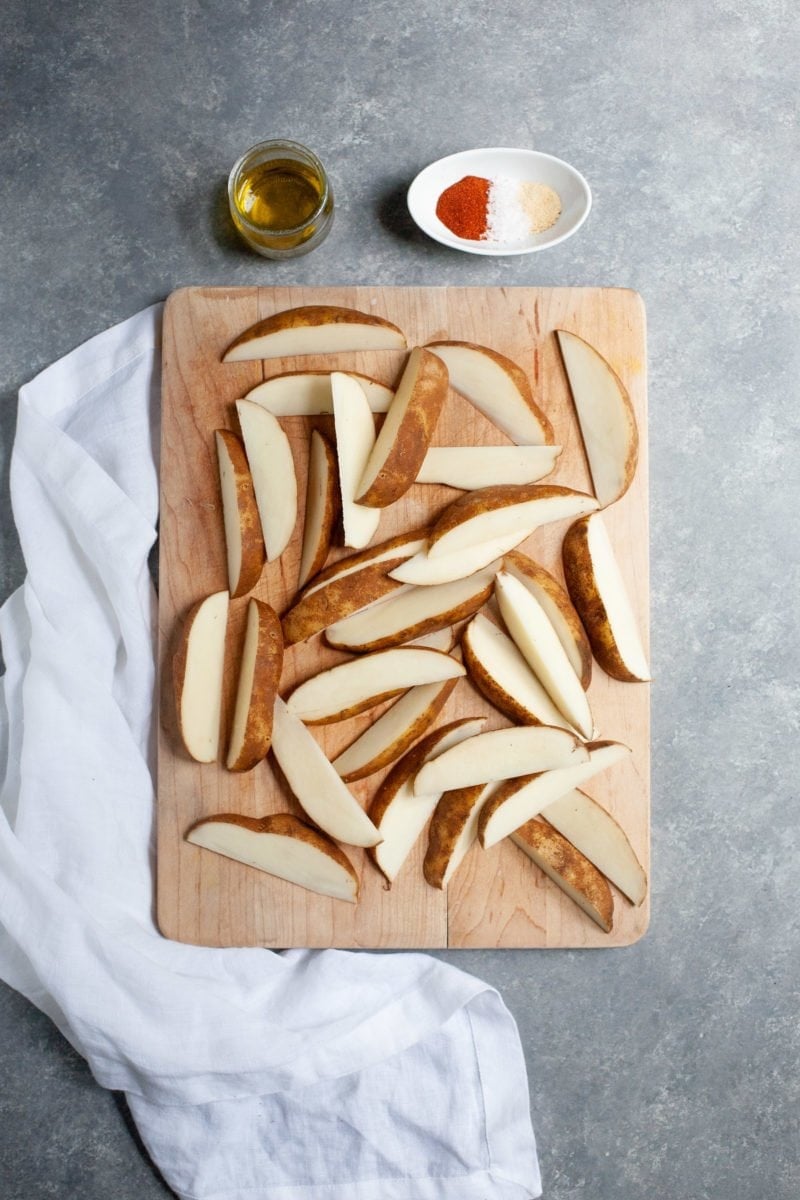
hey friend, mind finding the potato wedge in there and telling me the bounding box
[223,305,407,361]
[510,819,613,932]
[428,483,598,559]
[416,444,561,489]
[423,781,499,889]
[426,340,554,445]
[562,513,650,683]
[462,612,572,729]
[541,788,647,905]
[503,551,592,689]
[368,717,486,885]
[245,370,393,415]
[173,590,229,763]
[389,527,531,586]
[286,647,465,724]
[331,371,381,549]
[297,430,339,590]
[478,740,631,848]
[235,400,297,562]
[356,347,448,507]
[186,813,359,903]
[215,430,266,598]
[556,329,638,509]
[226,599,283,771]
[413,725,588,795]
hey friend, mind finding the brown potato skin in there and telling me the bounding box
[511,817,613,932]
[562,516,645,683]
[298,431,339,590]
[227,600,284,772]
[282,561,407,646]
[223,305,406,360]
[423,784,485,889]
[357,348,449,508]
[461,618,545,726]
[503,550,592,689]
[324,576,494,653]
[426,340,555,445]
[216,429,265,598]
[337,675,460,782]
[428,484,595,553]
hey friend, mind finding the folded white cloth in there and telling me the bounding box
[0,306,541,1199]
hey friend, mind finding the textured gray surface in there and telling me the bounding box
[1,1,798,1197]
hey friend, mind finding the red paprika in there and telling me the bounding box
[435,175,490,240]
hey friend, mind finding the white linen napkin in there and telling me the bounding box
[0,305,541,1200]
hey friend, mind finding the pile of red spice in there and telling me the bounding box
[435,174,562,243]
[435,175,491,240]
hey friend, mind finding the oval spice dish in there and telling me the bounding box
[407,147,591,257]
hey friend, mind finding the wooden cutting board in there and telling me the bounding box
[157,285,649,949]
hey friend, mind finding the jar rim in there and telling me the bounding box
[228,139,330,236]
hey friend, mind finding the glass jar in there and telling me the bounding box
[228,139,334,259]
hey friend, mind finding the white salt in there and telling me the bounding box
[485,177,531,243]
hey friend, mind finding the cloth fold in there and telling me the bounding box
[0,305,541,1199]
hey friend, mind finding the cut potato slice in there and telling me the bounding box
[510,819,614,932]
[413,725,588,795]
[246,370,393,415]
[186,813,359,903]
[423,781,500,889]
[333,671,461,781]
[405,627,456,651]
[368,717,486,884]
[226,599,283,771]
[416,445,561,489]
[562,513,650,683]
[556,329,639,509]
[223,305,407,361]
[426,341,554,445]
[331,371,381,549]
[215,430,266,598]
[271,698,382,847]
[325,569,495,653]
[286,647,465,724]
[389,528,531,586]
[235,400,297,562]
[478,740,630,848]
[462,612,572,729]
[495,571,594,739]
[301,529,427,601]
[173,590,229,763]
[503,551,592,689]
[541,788,647,905]
[297,430,339,589]
[356,347,448,507]
[428,484,598,559]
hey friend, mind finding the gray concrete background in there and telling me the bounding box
[1,1,798,1196]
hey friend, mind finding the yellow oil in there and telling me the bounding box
[234,158,324,232]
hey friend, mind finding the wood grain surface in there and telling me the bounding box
[157,285,649,949]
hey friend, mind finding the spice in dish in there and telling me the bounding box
[435,175,562,244]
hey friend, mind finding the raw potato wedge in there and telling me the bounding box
[223,305,407,361]
[286,647,465,724]
[324,569,495,653]
[462,612,572,729]
[356,347,449,507]
[226,599,283,771]
[270,698,382,847]
[186,813,359,903]
[368,717,486,885]
[413,725,589,795]
[510,819,614,933]
[542,788,647,905]
[215,430,266,598]
[333,671,461,781]
[503,551,592,689]
[405,627,456,651]
[389,528,531,587]
[297,430,339,590]
[426,341,554,445]
[495,571,594,739]
[173,590,229,762]
[246,371,393,415]
[428,484,598,559]
[235,400,297,562]
[416,444,561,489]
[423,781,499,889]
[331,371,381,549]
[562,513,650,683]
[281,529,425,646]
[478,740,631,848]
[556,329,639,509]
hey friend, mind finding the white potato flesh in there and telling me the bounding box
[430,490,598,558]
[503,559,587,684]
[427,342,549,444]
[333,675,457,778]
[226,598,260,767]
[417,445,561,489]
[331,372,381,549]
[246,372,393,415]
[216,432,244,594]
[464,612,571,729]
[405,627,455,651]
[541,788,647,905]
[178,591,229,762]
[586,515,651,680]
[413,725,588,795]
[389,529,529,586]
[357,347,424,498]
[297,430,334,589]
[495,572,594,738]
[225,321,406,360]
[236,400,297,561]
[301,536,426,600]
[271,698,382,847]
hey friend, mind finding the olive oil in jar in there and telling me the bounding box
[228,140,334,258]
[234,159,323,231]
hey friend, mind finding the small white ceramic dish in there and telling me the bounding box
[407,147,591,256]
